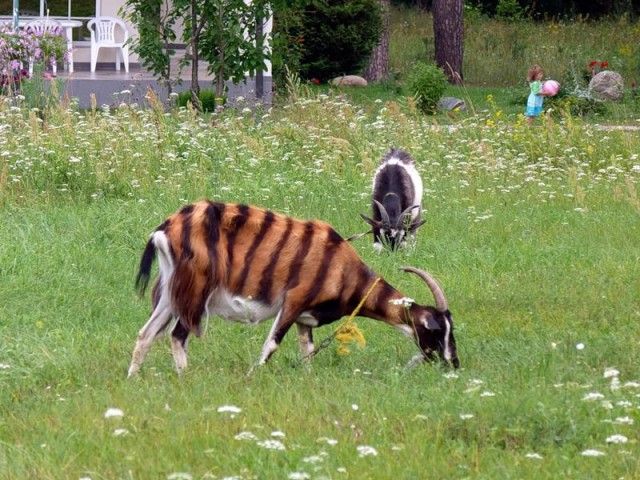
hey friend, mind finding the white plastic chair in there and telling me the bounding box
[25,19,64,76]
[87,16,129,73]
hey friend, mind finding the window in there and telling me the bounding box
[1,0,97,17]
[0,0,98,40]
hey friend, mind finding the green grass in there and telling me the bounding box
[389,6,640,88]
[1,92,640,478]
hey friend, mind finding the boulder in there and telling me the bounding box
[331,75,368,87]
[437,96,466,111]
[589,71,624,101]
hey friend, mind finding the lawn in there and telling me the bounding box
[0,91,639,479]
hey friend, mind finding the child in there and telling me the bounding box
[525,65,547,125]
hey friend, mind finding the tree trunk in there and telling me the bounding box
[364,0,390,82]
[432,0,463,85]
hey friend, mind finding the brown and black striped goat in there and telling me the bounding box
[127,201,459,376]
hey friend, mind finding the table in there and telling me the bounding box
[56,19,84,73]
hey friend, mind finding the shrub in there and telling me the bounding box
[271,0,306,92]
[176,89,218,112]
[546,93,607,117]
[296,0,382,82]
[406,62,447,114]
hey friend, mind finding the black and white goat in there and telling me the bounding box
[361,149,425,251]
[128,201,459,376]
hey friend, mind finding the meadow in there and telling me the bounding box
[390,7,640,87]
[1,85,639,479]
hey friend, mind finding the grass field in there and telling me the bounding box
[389,7,640,87]
[1,88,639,479]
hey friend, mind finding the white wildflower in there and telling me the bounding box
[616,400,632,407]
[623,381,640,388]
[601,400,614,410]
[317,437,338,446]
[288,473,310,480]
[217,405,242,414]
[167,473,193,480]
[459,413,474,420]
[113,428,129,437]
[480,391,496,397]
[234,431,257,441]
[271,431,285,438]
[104,408,124,419]
[337,467,347,473]
[357,445,378,457]
[257,439,285,450]
[0,363,10,369]
[576,343,585,350]
[443,371,459,379]
[302,454,325,464]
[525,453,543,460]
[613,416,634,425]
[603,367,620,378]
[581,449,606,457]
[606,434,628,444]
[69,156,81,163]
[389,297,414,307]
[351,404,359,411]
[582,392,605,401]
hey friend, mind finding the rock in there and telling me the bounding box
[331,75,368,87]
[589,71,624,101]
[437,96,466,111]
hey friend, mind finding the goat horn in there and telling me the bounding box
[396,205,420,228]
[401,266,448,312]
[373,200,391,226]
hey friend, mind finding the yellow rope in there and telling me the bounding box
[334,277,381,355]
[299,277,382,361]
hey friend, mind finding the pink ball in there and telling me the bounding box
[542,80,560,96]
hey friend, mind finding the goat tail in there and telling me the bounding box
[135,236,157,297]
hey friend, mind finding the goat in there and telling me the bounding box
[360,148,426,251]
[127,201,458,376]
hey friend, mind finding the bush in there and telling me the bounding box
[546,93,607,117]
[271,0,307,92]
[406,62,447,114]
[296,0,382,82]
[176,89,218,112]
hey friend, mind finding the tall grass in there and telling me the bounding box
[390,7,640,87]
[0,92,639,478]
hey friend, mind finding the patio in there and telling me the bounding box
[51,56,271,108]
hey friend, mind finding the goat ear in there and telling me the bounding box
[422,315,441,330]
[409,218,427,232]
[360,213,379,227]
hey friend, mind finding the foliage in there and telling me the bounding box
[0,25,37,91]
[546,92,607,117]
[296,0,382,81]
[176,88,218,111]
[271,0,307,92]
[121,0,179,91]
[495,0,523,20]
[192,0,269,97]
[31,27,67,63]
[406,61,447,113]
[122,0,269,101]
